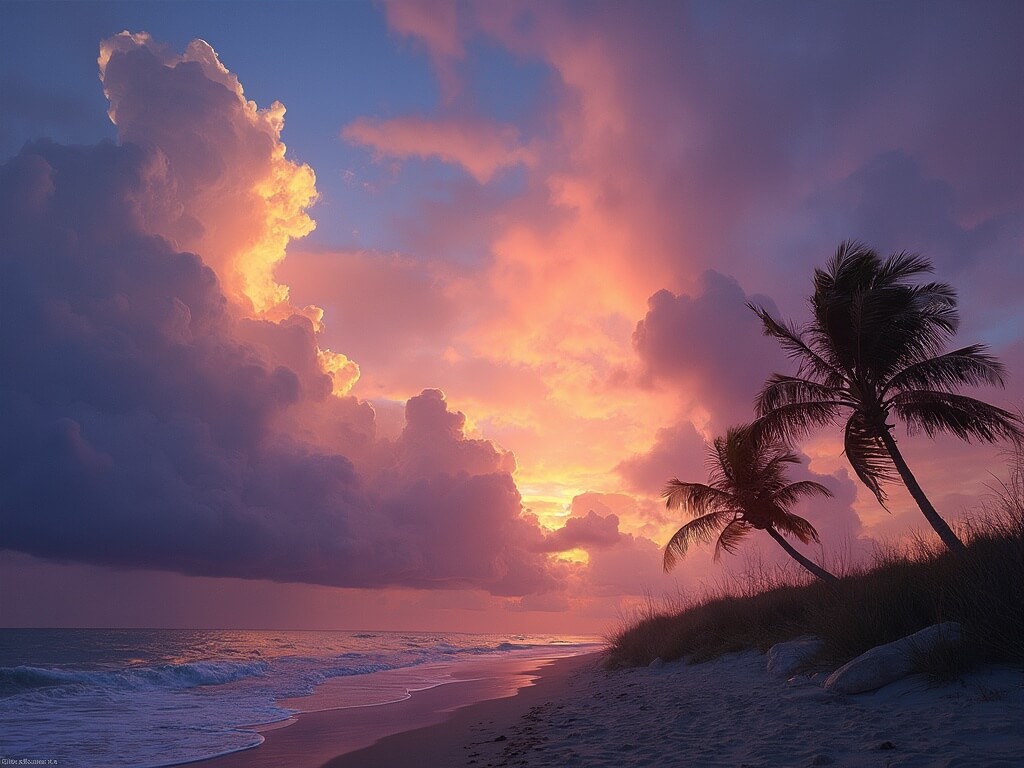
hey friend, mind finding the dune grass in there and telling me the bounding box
[605,458,1024,674]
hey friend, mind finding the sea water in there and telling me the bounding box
[0,629,600,767]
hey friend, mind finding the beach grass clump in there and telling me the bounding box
[806,537,950,663]
[606,475,1024,674]
[948,505,1024,664]
[606,578,830,667]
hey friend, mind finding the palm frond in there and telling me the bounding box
[757,449,805,495]
[844,412,895,507]
[821,240,877,290]
[752,400,842,442]
[773,480,834,507]
[713,518,752,561]
[849,284,887,362]
[661,480,734,517]
[708,433,735,488]
[810,245,961,382]
[760,445,803,471]
[747,303,842,383]
[849,287,952,379]
[908,281,957,306]
[758,241,1015,556]
[888,284,960,361]
[663,424,837,571]
[772,511,821,545]
[758,374,853,415]
[814,243,879,351]
[883,345,1006,396]
[876,250,935,283]
[891,391,1024,443]
[663,510,733,571]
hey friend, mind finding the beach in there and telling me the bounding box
[197,649,1024,768]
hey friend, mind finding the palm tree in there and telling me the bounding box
[749,241,1022,554]
[663,424,838,583]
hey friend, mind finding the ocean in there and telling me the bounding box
[0,628,600,767]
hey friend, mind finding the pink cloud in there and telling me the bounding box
[381,0,463,101]
[383,0,462,59]
[277,247,459,367]
[577,532,667,598]
[343,115,535,183]
[616,421,707,497]
[539,510,621,552]
[632,272,788,431]
[0,35,567,599]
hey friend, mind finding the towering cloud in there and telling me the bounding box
[98,32,316,319]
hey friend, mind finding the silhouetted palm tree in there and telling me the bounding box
[663,425,837,583]
[750,241,1022,553]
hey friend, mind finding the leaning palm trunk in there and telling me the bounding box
[877,429,966,553]
[765,527,838,583]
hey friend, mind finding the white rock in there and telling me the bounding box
[823,622,962,695]
[767,636,824,677]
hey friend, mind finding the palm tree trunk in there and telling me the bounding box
[765,527,838,583]
[877,429,967,554]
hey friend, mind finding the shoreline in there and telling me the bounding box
[190,651,602,768]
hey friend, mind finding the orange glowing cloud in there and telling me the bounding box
[99,31,318,321]
[99,31,353,392]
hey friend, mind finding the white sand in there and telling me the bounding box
[467,651,1024,768]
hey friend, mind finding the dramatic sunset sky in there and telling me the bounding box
[2,1,1022,633]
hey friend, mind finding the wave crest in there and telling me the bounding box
[0,659,269,696]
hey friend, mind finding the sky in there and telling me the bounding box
[1,0,1022,634]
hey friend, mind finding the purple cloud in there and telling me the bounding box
[632,271,786,430]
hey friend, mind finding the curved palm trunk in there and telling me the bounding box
[877,429,967,554]
[765,527,838,583]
